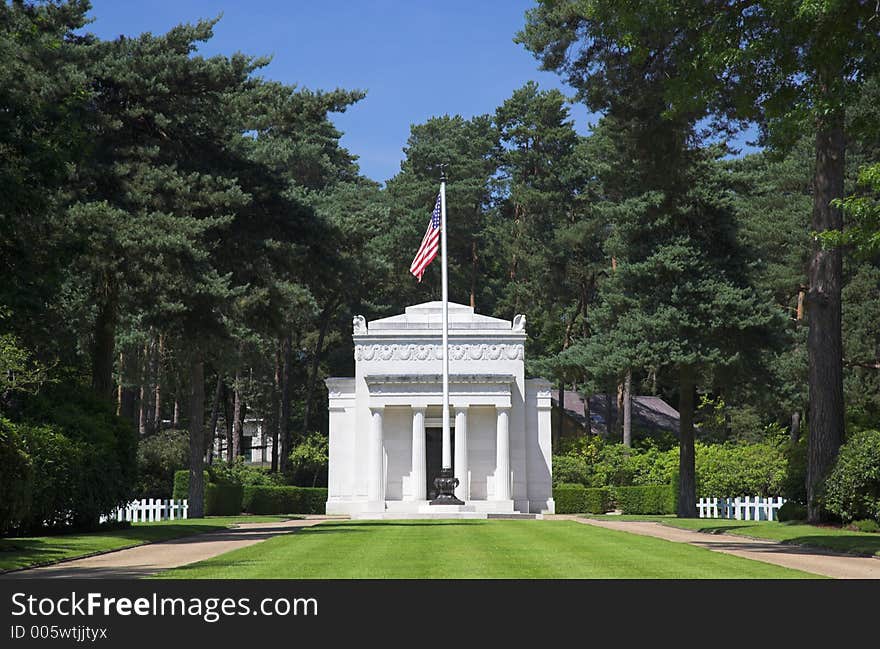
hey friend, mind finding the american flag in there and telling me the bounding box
[409,193,442,282]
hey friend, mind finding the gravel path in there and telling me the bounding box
[2,518,333,579]
[564,516,880,579]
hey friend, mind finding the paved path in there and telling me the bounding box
[559,516,880,579]
[2,518,335,579]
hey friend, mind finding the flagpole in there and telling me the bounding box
[432,164,463,505]
[440,170,452,474]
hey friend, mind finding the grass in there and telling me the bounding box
[584,515,880,557]
[156,519,818,579]
[0,515,292,572]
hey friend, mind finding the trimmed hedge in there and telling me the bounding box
[613,485,677,515]
[206,482,244,516]
[553,484,612,514]
[172,470,209,500]
[241,486,327,515]
[173,470,242,516]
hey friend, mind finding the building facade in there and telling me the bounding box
[325,301,554,518]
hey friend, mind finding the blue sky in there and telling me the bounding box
[84,1,757,184]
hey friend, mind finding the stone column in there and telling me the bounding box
[410,407,426,501]
[495,406,510,500]
[368,407,384,504]
[454,406,468,501]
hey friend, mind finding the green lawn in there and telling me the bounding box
[656,518,880,557]
[156,519,818,579]
[583,515,880,557]
[0,516,291,572]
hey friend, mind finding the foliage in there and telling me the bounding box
[173,470,209,501]
[850,519,880,534]
[209,458,285,488]
[6,384,137,533]
[205,482,244,516]
[612,485,678,515]
[777,501,808,523]
[823,430,880,523]
[551,454,590,486]
[288,432,329,487]
[241,486,328,515]
[695,441,788,498]
[0,418,33,535]
[552,484,612,514]
[823,163,880,255]
[554,437,791,500]
[781,438,808,504]
[172,469,244,515]
[136,429,190,499]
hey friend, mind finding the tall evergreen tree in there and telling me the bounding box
[519,5,781,515]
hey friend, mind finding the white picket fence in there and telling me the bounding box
[697,496,786,521]
[100,499,189,523]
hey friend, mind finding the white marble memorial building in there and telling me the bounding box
[325,302,554,518]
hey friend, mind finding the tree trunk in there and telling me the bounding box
[303,302,335,436]
[806,115,845,523]
[223,382,232,463]
[677,364,697,517]
[153,334,163,430]
[789,411,801,443]
[616,380,625,437]
[583,391,591,435]
[605,389,614,439]
[188,355,205,519]
[270,344,281,473]
[623,369,632,448]
[116,352,124,416]
[206,373,223,466]
[232,369,243,459]
[470,240,479,309]
[279,333,292,473]
[120,385,137,423]
[138,386,147,435]
[555,380,564,451]
[172,398,180,428]
[91,272,118,402]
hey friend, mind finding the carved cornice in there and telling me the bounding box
[355,343,523,362]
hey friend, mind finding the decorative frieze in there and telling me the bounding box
[355,343,524,362]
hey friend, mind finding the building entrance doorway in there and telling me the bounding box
[425,427,455,500]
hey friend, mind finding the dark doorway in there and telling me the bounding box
[425,427,454,500]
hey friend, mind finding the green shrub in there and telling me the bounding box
[205,482,244,516]
[0,418,33,534]
[15,383,137,531]
[777,501,807,522]
[823,429,880,523]
[173,470,243,515]
[613,485,677,514]
[552,455,590,486]
[241,486,327,515]
[553,484,586,513]
[136,429,189,498]
[780,438,807,504]
[210,458,286,488]
[288,432,328,487]
[851,519,880,533]
[172,470,209,500]
[695,441,787,497]
[552,484,612,514]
